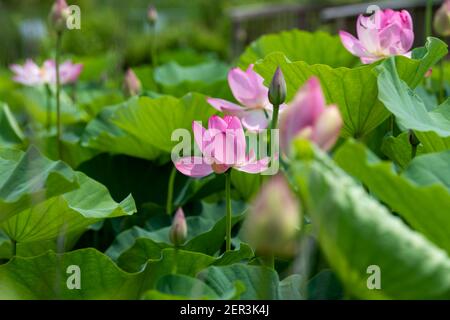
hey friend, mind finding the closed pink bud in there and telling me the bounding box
[147,5,158,25]
[49,0,70,32]
[311,105,343,152]
[124,69,142,96]
[241,175,301,257]
[434,0,450,37]
[279,77,342,155]
[169,208,188,246]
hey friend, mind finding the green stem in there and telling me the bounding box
[389,115,395,135]
[425,0,433,38]
[172,247,178,274]
[166,166,177,215]
[55,31,63,160]
[225,171,232,252]
[11,239,16,257]
[45,84,52,132]
[439,58,445,103]
[151,25,158,71]
[268,104,280,157]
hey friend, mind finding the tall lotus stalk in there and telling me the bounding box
[147,5,158,70]
[45,84,52,131]
[434,0,450,103]
[166,166,177,215]
[174,115,270,251]
[49,0,69,159]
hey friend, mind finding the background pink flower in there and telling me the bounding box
[174,115,269,178]
[207,65,286,131]
[339,9,414,64]
[10,59,83,86]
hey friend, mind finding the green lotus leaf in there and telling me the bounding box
[376,57,450,153]
[0,147,78,223]
[82,98,162,160]
[291,140,450,299]
[335,140,450,254]
[238,30,358,69]
[0,103,24,149]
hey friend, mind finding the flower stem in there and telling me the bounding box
[268,104,280,157]
[55,31,63,160]
[166,166,177,215]
[172,247,179,274]
[425,0,433,38]
[225,171,232,252]
[45,84,52,132]
[389,114,395,135]
[151,24,158,71]
[439,58,445,103]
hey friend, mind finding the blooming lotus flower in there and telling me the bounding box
[207,65,286,131]
[434,0,450,37]
[241,174,300,257]
[10,59,82,86]
[279,77,342,155]
[339,9,414,64]
[169,208,188,246]
[174,115,270,178]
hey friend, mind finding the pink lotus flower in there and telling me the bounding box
[207,65,286,131]
[339,9,414,64]
[279,77,342,155]
[10,59,83,86]
[174,115,270,178]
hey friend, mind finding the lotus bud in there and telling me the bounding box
[434,0,450,37]
[147,5,158,26]
[268,67,287,106]
[123,69,142,96]
[170,208,188,246]
[310,105,343,152]
[49,0,70,33]
[241,175,301,257]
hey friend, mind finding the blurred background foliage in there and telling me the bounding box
[0,0,369,68]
